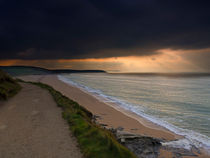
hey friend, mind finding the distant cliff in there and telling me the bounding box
[0,66,106,76]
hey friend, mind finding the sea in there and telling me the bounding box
[58,73,210,151]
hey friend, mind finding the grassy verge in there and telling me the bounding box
[23,81,136,158]
[0,70,21,100]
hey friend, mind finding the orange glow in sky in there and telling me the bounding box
[1,48,210,72]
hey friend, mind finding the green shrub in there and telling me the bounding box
[0,69,21,100]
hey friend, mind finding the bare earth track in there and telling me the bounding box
[0,83,83,158]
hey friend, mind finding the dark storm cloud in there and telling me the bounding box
[0,0,210,59]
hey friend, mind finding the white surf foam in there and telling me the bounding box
[58,75,210,151]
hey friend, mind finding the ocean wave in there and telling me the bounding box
[58,75,210,151]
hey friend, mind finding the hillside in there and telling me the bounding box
[0,70,21,100]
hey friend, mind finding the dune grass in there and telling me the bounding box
[0,70,21,100]
[25,81,136,158]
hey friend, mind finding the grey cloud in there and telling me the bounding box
[0,0,210,59]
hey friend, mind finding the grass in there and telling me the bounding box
[0,69,21,100]
[24,81,137,158]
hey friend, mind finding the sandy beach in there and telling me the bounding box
[18,75,209,158]
[19,75,178,139]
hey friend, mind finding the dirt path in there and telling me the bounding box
[0,83,83,158]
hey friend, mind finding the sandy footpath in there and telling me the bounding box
[0,83,83,158]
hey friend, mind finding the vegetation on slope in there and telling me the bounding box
[0,70,21,100]
[25,81,136,158]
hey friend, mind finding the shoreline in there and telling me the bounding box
[18,74,178,140]
[58,75,182,135]
[57,75,210,153]
[18,75,209,157]
[58,75,178,132]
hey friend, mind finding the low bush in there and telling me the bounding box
[0,70,21,100]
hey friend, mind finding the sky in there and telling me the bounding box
[0,0,210,72]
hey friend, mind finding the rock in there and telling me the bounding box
[121,138,125,143]
[92,115,102,124]
[105,126,199,158]
[114,130,161,158]
[131,128,138,131]
[116,126,124,131]
[92,115,99,122]
[100,123,108,127]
